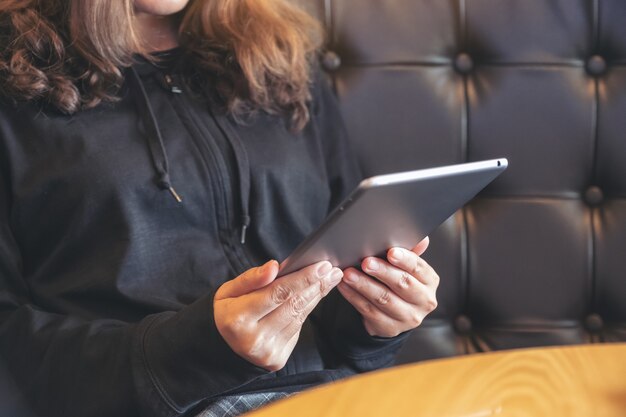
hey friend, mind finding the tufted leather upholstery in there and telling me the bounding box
[304,0,626,363]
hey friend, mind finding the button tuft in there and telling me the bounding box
[322,51,342,72]
[586,55,607,76]
[454,53,474,74]
[584,186,604,207]
[585,314,604,333]
[454,315,473,334]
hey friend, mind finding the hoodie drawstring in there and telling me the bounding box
[128,64,253,244]
[128,66,183,203]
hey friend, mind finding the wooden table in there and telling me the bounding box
[246,344,626,417]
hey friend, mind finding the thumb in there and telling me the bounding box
[216,260,278,300]
[412,236,430,257]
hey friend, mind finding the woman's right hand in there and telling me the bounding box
[214,260,343,371]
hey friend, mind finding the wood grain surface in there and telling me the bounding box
[245,344,626,417]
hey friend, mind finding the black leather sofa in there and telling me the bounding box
[303,0,626,364]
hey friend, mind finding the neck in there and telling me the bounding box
[135,13,180,52]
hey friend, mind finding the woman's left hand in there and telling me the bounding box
[337,237,439,338]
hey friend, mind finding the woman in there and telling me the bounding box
[0,1,440,416]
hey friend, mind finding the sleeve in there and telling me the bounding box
[0,165,268,417]
[309,70,410,373]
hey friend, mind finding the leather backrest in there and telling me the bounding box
[308,0,626,363]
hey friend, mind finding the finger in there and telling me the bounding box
[412,236,430,257]
[336,281,404,332]
[360,256,429,305]
[268,329,302,372]
[248,262,338,318]
[277,330,302,368]
[385,247,440,287]
[262,267,343,332]
[341,268,416,322]
[216,260,278,300]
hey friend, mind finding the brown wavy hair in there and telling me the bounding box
[0,0,322,130]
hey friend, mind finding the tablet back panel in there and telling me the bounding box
[279,159,508,276]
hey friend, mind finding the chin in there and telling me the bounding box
[134,0,191,16]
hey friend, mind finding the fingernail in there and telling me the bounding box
[317,261,332,277]
[391,249,403,261]
[367,259,379,271]
[344,271,358,284]
[261,260,274,274]
[328,268,343,284]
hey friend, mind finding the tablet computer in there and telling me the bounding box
[278,158,508,276]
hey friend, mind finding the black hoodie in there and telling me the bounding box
[0,53,407,417]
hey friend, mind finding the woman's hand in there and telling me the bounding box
[337,237,439,338]
[214,260,343,371]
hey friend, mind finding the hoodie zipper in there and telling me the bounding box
[165,74,256,274]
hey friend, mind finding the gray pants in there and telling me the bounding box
[195,392,291,417]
